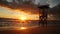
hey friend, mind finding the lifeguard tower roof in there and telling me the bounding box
[38,4,49,9]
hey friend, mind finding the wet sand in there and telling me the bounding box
[0,24,60,34]
[0,20,60,34]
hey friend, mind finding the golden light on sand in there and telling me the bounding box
[20,27,27,30]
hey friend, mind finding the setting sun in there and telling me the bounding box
[20,16,27,21]
[21,17,26,20]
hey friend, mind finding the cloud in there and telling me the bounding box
[47,0,60,8]
[6,0,13,2]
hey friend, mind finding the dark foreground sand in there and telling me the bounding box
[0,24,60,34]
[0,20,60,34]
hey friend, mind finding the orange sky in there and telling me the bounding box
[0,7,39,20]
